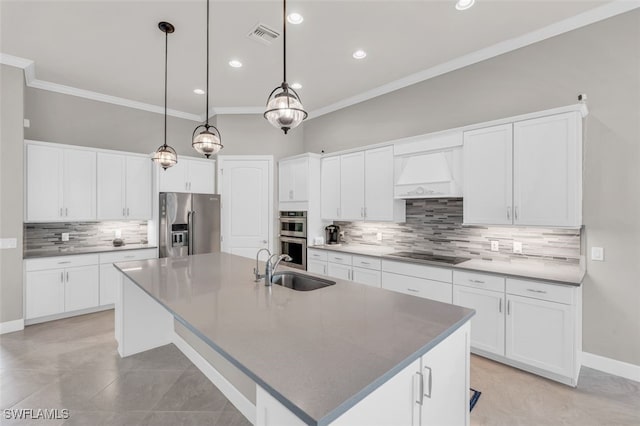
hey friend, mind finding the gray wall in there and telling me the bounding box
[0,64,25,323]
[304,11,640,366]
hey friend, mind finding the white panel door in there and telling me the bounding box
[506,294,574,378]
[220,158,270,259]
[327,263,351,281]
[25,270,65,319]
[159,159,188,192]
[320,156,341,220]
[463,124,513,225]
[307,260,327,276]
[62,148,96,221]
[26,144,63,221]
[340,151,365,221]
[290,157,309,202]
[352,267,381,287]
[513,112,580,226]
[64,265,99,312]
[99,263,121,306]
[453,285,505,356]
[125,156,152,219]
[364,146,395,221]
[97,153,126,220]
[188,159,216,194]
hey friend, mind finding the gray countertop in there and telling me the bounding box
[24,244,157,259]
[116,252,474,426]
[310,244,585,286]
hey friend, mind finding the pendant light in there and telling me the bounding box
[264,0,307,134]
[152,22,178,170]
[192,0,223,158]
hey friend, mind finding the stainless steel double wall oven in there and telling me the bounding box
[279,211,307,270]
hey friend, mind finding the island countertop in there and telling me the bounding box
[116,252,474,426]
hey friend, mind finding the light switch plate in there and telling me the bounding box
[591,247,604,261]
[115,229,122,238]
[376,232,383,242]
[490,241,499,252]
[61,233,70,242]
[513,241,523,254]
[0,238,17,249]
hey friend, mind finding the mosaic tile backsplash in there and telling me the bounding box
[24,221,148,255]
[336,198,581,263]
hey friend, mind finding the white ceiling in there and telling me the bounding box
[0,0,621,119]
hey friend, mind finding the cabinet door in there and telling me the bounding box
[125,156,152,219]
[26,144,63,221]
[463,124,513,225]
[327,262,351,281]
[420,323,470,426]
[382,272,452,304]
[352,267,381,287]
[513,112,581,226]
[506,294,574,377]
[340,152,365,221]
[188,159,216,194]
[307,260,327,276]
[25,269,65,319]
[290,157,309,201]
[159,159,188,192]
[321,156,341,220]
[64,265,99,312]
[97,153,126,220]
[63,149,96,221]
[364,146,395,221]
[453,285,505,356]
[278,160,293,202]
[99,263,121,306]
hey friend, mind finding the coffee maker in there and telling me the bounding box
[325,225,341,245]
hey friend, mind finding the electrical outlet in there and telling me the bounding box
[61,233,70,242]
[115,229,122,238]
[376,232,383,242]
[0,238,17,249]
[513,241,523,254]
[490,241,499,252]
[591,247,604,261]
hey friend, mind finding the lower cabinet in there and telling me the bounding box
[98,249,157,306]
[351,267,381,287]
[306,259,327,276]
[25,270,66,319]
[327,262,351,281]
[453,284,505,356]
[64,266,100,312]
[309,249,382,287]
[381,260,453,304]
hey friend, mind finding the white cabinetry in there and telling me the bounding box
[25,270,65,319]
[382,260,453,304]
[98,249,157,306]
[159,157,216,194]
[64,266,100,312]
[97,153,152,220]
[308,249,382,287]
[279,156,309,203]
[321,146,405,222]
[463,111,582,227]
[25,142,96,222]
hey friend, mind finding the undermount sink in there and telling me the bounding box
[271,272,336,291]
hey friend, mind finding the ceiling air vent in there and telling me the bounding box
[247,23,280,45]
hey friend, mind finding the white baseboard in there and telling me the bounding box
[0,318,25,334]
[172,333,256,425]
[582,351,640,383]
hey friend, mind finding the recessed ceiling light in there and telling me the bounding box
[291,82,302,90]
[455,0,475,11]
[193,89,205,95]
[228,60,243,68]
[352,49,367,60]
[287,12,304,25]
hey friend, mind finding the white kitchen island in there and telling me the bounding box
[115,252,474,426]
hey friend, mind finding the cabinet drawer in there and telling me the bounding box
[352,255,381,270]
[382,272,452,304]
[352,267,381,287]
[307,249,328,262]
[381,260,452,283]
[453,270,505,293]
[506,278,574,305]
[99,248,157,264]
[25,254,100,272]
[328,252,352,265]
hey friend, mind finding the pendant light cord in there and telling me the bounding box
[164,30,168,148]
[282,0,287,83]
[205,0,210,126]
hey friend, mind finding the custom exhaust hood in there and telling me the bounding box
[393,130,463,199]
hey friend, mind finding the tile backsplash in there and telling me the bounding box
[24,221,148,255]
[336,198,581,263]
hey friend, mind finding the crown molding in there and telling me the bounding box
[307,0,640,119]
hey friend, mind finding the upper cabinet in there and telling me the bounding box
[159,157,215,194]
[26,142,96,222]
[321,146,405,222]
[278,153,321,212]
[463,111,582,227]
[97,153,152,220]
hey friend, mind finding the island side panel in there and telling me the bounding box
[115,276,173,357]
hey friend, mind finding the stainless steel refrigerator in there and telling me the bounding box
[159,193,221,258]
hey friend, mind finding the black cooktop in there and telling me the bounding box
[388,251,470,265]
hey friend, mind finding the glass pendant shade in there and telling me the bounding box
[152,144,177,170]
[192,124,223,158]
[264,83,308,134]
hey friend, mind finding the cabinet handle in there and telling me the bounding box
[360,262,370,265]
[126,208,130,216]
[507,300,511,315]
[124,255,135,259]
[289,190,293,200]
[471,279,485,284]
[407,288,419,293]
[334,257,343,261]
[65,208,68,216]
[364,207,367,218]
[123,208,126,216]
[499,298,502,313]
[57,261,71,264]
[414,372,424,405]
[514,206,519,221]
[526,288,547,294]
[323,265,327,275]
[507,206,511,221]
[65,271,69,282]
[60,271,63,283]
[360,207,364,217]
[60,208,64,217]
[424,366,433,399]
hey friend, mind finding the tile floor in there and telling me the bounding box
[1,311,639,425]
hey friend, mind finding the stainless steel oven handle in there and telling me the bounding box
[279,217,307,224]
[279,236,306,244]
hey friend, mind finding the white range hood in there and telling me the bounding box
[393,130,463,199]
